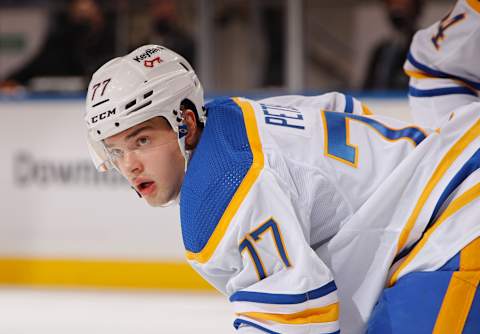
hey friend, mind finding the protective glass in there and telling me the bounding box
[103,128,178,169]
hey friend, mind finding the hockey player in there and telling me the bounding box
[84,44,479,333]
[405,0,480,128]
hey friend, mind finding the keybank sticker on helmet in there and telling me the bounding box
[144,56,162,68]
[132,47,162,63]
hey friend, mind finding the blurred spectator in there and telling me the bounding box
[363,0,423,90]
[0,0,115,92]
[148,0,195,66]
[261,4,284,87]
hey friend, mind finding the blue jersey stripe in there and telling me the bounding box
[234,318,340,334]
[407,52,480,90]
[344,94,354,113]
[427,147,480,229]
[345,113,426,146]
[230,281,337,304]
[394,148,480,263]
[409,86,477,98]
[233,319,280,333]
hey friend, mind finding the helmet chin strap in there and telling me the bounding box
[131,186,142,198]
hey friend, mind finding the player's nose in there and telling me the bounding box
[123,150,143,176]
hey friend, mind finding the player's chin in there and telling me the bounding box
[144,191,174,207]
[144,194,164,207]
[146,200,165,207]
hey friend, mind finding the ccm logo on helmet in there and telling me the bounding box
[133,47,162,63]
[91,108,116,124]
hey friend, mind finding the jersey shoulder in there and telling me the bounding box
[406,0,480,88]
[180,97,254,254]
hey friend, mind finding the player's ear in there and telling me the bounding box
[183,109,201,149]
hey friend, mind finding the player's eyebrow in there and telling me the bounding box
[104,125,154,149]
[125,125,153,141]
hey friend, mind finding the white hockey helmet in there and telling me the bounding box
[85,45,205,171]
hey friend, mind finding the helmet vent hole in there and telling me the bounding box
[97,130,101,135]
[126,100,153,115]
[115,122,120,127]
[144,90,153,99]
[179,62,189,71]
[125,100,136,109]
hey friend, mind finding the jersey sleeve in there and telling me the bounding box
[404,0,480,128]
[259,92,373,116]
[188,168,340,334]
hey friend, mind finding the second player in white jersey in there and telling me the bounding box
[405,0,480,127]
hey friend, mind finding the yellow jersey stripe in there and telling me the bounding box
[361,103,373,115]
[390,182,480,286]
[432,272,480,333]
[405,69,435,80]
[467,0,480,13]
[237,303,339,325]
[433,238,480,333]
[461,237,480,271]
[394,119,480,257]
[185,98,264,263]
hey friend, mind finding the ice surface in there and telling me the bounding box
[0,288,233,334]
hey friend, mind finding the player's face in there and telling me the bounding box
[104,117,185,206]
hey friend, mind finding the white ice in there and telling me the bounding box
[0,287,234,334]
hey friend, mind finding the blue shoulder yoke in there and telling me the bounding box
[180,98,253,254]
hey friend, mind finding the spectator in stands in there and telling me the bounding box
[363,0,423,91]
[149,0,195,67]
[0,0,115,92]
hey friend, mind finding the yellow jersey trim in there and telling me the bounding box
[460,237,480,271]
[433,237,480,333]
[361,103,374,115]
[390,182,480,286]
[185,98,265,263]
[467,0,480,13]
[432,271,480,334]
[394,119,480,258]
[0,257,215,290]
[405,70,436,80]
[237,303,339,325]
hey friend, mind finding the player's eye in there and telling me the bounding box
[136,136,151,147]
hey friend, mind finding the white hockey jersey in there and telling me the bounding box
[322,101,480,333]
[405,0,480,128]
[179,93,434,334]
